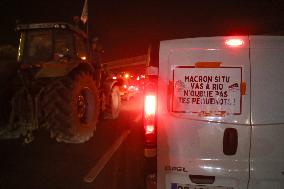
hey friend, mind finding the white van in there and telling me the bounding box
[144,36,284,189]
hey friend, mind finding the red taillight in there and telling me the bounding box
[144,94,156,135]
[144,67,158,156]
[144,93,157,147]
[145,95,156,116]
[225,39,244,47]
[143,64,158,158]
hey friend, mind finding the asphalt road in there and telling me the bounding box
[0,94,152,189]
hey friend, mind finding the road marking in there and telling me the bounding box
[134,114,141,123]
[83,130,130,183]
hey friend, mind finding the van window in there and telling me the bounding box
[54,30,74,57]
[24,30,52,63]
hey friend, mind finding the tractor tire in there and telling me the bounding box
[42,71,99,143]
[104,86,121,119]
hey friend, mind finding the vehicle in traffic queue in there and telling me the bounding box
[143,36,284,189]
[117,72,138,101]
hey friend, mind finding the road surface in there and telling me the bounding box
[0,94,153,189]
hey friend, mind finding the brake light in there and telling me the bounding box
[145,95,156,116]
[143,76,157,155]
[144,93,157,139]
[144,95,156,134]
[225,39,244,47]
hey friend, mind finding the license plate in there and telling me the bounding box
[171,183,233,189]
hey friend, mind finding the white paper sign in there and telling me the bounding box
[173,66,242,115]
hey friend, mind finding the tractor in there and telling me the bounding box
[0,22,121,143]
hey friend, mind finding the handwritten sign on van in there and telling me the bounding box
[172,66,242,115]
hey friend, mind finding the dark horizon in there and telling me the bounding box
[1,0,284,60]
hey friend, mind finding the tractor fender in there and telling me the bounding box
[69,63,96,76]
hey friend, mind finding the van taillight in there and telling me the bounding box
[144,95,156,134]
[145,95,156,117]
[143,56,158,157]
[143,78,157,152]
[143,94,157,149]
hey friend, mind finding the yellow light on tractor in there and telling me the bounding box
[80,56,87,60]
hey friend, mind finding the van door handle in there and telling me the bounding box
[223,128,238,155]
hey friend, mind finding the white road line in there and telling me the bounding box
[134,114,141,123]
[83,130,130,183]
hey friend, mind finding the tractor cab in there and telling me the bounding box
[16,23,88,67]
[16,23,90,78]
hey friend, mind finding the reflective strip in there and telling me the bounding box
[144,148,157,157]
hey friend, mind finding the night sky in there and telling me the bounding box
[1,0,284,60]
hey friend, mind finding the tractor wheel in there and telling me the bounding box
[105,86,121,119]
[42,71,99,143]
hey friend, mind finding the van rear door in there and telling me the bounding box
[249,36,284,189]
[157,36,251,189]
